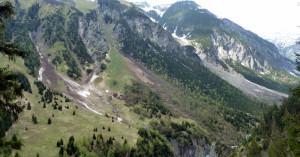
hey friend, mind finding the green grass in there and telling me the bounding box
[57,80,66,90]
[9,91,138,157]
[0,0,41,10]
[93,76,103,85]
[57,0,76,7]
[46,42,68,76]
[74,0,97,14]
[263,68,299,84]
[226,60,297,93]
[98,15,135,92]
[105,48,134,92]
[1,0,95,14]
[195,35,213,53]
[1,52,138,157]
[0,54,29,73]
[38,3,62,19]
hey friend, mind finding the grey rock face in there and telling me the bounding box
[208,30,268,72]
[79,17,109,63]
[219,19,295,73]
[96,0,127,22]
[104,2,199,60]
[170,138,220,157]
[158,1,296,74]
[122,15,182,54]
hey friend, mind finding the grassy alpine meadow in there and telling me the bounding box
[105,47,135,92]
[0,54,29,73]
[8,89,138,157]
[99,15,136,93]
[74,0,98,14]
[2,54,139,157]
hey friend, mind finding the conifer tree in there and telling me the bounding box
[32,115,38,124]
[66,136,78,156]
[0,9,27,152]
[60,138,63,145]
[57,141,61,147]
[12,134,17,142]
[59,146,64,157]
[27,103,31,110]
[14,152,19,157]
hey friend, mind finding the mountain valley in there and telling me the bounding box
[0,0,299,156]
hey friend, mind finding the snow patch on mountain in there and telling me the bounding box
[263,32,300,49]
[149,17,157,22]
[38,67,44,81]
[263,32,300,61]
[133,1,170,17]
[172,26,190,45]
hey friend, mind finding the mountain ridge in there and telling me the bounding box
[1,0,295,156]
[149,1,299,94]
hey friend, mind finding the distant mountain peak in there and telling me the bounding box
[263,33,300,61]
[133,1,151,8]
[263,33,300,48]
[133,1,170,17]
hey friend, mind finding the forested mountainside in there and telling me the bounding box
[230,72,300,156]
[231,95,300,157]
[0,0,298,157]
[137,1,298,94]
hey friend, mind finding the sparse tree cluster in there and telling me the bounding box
[57,126,175,156]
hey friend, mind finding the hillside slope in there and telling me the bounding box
[1,0,273,156]
[155,1,298,94]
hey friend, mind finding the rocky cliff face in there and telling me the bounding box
[79,14,109,63]
[170,138,213,157]
[170,138,231,157]
[121,15,182,55]
[96,0,127,21]
[207,29,272,73]
[158,1,296,74]
[98,0,198,60]
[219,19,294,73]
[28,1,110,81]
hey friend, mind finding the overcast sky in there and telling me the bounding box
[126,0,300,38]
